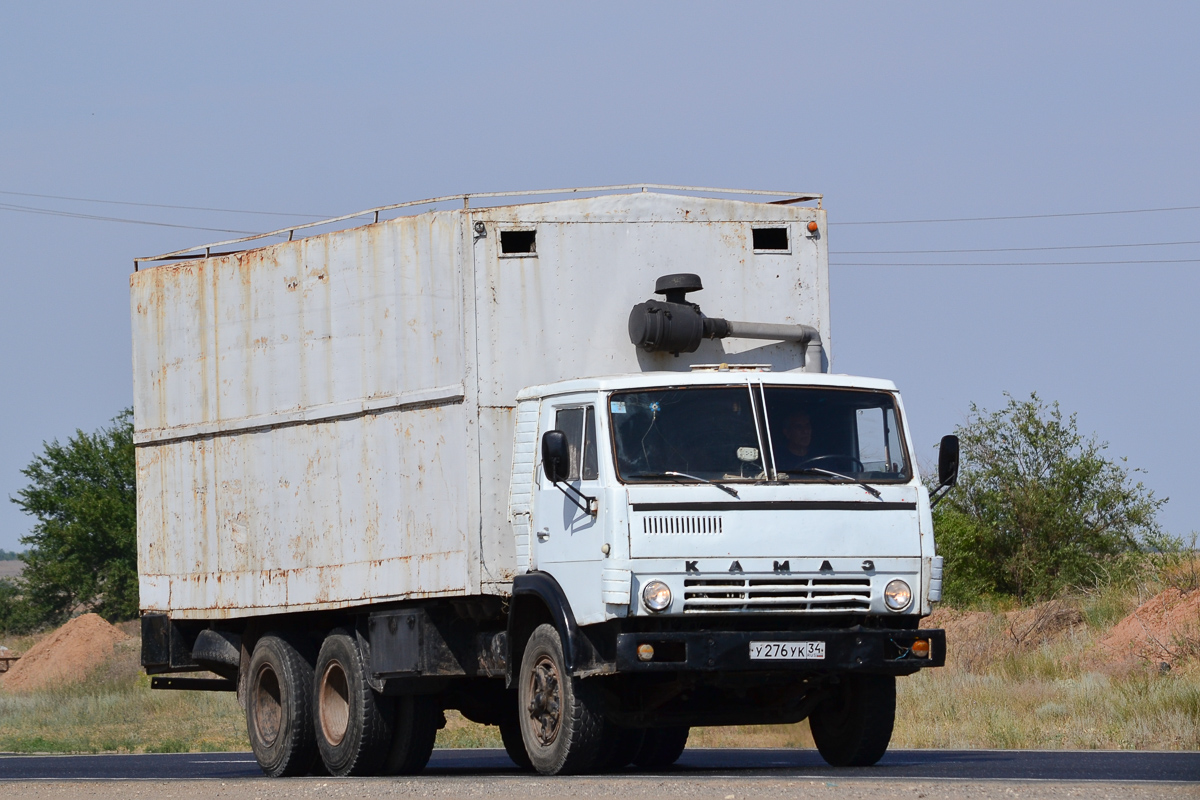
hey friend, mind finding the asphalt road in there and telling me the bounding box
[1,747,1197,783]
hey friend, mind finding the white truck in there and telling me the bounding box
[131,186,956,777]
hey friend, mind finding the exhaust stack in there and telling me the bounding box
[628,274,825,373]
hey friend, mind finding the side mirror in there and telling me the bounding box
[541,430,571,482]
[938,434,960,487]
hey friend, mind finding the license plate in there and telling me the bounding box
[749,641,825,660]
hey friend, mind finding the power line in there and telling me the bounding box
[830,258,1200,266]
[833,239,1200,255]
[0,202,258,234]
[832,204,1200,226]
[0,189,329,218]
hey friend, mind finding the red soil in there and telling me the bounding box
[0,613,130,693]
[1100,587,1200,667]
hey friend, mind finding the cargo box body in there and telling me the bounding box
[131,191,829,619]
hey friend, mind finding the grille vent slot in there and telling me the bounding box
[642,515,723,534]
[683,576,871,613]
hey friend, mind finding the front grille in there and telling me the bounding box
[642,515,723,534]
[683,575,871,613]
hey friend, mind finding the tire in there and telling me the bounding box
[597,724,645,771]
[382,694,440,775]
[246,633,320,778]
[632,726,689,769]
[517,623,609,775]
[314,629,395,776]
[809,673,895,767]
[498,697,534,771]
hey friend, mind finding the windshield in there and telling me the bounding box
[609,386,910,484]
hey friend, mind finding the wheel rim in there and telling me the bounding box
[253,664,283,747]
[526,654,562,746]
[319,660,350,746]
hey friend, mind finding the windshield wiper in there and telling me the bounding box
[629,471,739,498]
[792,468,882,499]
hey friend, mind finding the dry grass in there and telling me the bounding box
[0,635,247,754]
[687,577,1200,752]
[2,573,1197,754]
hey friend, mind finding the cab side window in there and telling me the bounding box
[582,407,598,480]
[553,406,598,482]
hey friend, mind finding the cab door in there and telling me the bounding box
[531,396,608,624]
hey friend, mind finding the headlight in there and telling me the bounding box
[884,579,913,611]
[641,580,672,612]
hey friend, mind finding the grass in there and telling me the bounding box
[2,568,1197,754]
[0,637,248,754]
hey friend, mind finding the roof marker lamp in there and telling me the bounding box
[884,579,912,612]
[642,580,672,612]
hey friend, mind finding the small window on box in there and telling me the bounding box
[752,227,789,252]
[500,229,537,256]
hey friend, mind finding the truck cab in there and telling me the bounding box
[506,367,949,771]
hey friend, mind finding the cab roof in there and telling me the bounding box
[516,370,900,401]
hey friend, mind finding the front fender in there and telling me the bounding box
[507,572,608,683]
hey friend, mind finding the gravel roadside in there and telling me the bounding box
[2,778,1195,800]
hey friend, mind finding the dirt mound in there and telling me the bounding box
[0,613,131,693]
[1099,587,1200,667]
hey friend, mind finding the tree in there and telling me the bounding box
[934,393,1168,605]
[7,410,137,629]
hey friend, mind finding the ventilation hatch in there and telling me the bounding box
[752,227,789,251]
[500,229,536,255]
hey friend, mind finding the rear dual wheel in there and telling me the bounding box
[245,628,438,778]
[314,629,439,776]
[246,634,320,777]
[314,630,394,776]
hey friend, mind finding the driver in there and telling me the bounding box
[774,410,814,473]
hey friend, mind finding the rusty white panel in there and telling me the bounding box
[131,211,464,441]
[471,193,829,410]
[138,403,471,618]
[133,191,830,615]
[477,406,517,588]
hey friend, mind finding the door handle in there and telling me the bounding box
[537,530,550,541]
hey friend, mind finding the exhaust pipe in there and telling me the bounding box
[628,274,825,372]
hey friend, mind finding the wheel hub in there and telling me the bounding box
[526,654,562,746]
[319,660,350,746]
[253,664,282,746]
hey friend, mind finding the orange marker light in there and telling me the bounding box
[911,639,930,658]
[807,220,819,233]
[637,644,655,662]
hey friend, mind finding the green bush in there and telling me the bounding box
[5,410,136,632]
[934,393,1170,605]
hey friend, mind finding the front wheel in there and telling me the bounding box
[498,694,534,771]
[517,623,609,775]
[809,673,895,767]
[632,726,689,769]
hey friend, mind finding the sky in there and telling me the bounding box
[1,2,1197,551]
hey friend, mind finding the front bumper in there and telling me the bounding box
[614,626,945,675]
